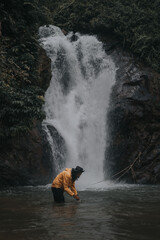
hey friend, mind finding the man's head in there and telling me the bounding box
[72,166,85,182]
[74,166,85,173]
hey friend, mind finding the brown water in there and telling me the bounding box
[0,184,160,240]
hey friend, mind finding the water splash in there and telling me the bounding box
[39,25,116,188]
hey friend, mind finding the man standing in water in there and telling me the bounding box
[51,166,84,203]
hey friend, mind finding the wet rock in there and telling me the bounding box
[70,34,78,42]
[45,125,67,173]
[0,22,2,37]
[104,36,160,184]
[0,121,53,187]
[136,173,152,184]
[153,164,160,174]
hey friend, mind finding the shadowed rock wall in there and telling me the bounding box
[0,48,53,188]
[0,121,53,187]
[104,36,160,184]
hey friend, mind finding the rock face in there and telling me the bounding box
[0,121,53,187]
[104,36,160,184]
[0,48,53,188]
[43,125,67,174]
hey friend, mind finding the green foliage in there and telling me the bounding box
[0,0,53,139]
[0,0,53,35]
[0,81,45,138]
[53,0,160,72]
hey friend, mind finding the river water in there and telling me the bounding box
[0,183,160,240]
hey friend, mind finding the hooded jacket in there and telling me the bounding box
[51,168,78,196]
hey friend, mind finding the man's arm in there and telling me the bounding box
[71,182,80,200]
[63,173,74,196]
[71,182,78,195]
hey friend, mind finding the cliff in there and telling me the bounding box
[0,0,160,187]
[0,1,53,187]
[103,36,160,184]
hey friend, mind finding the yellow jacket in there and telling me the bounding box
[51,168,78,196]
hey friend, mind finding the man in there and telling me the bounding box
[51,166,84,203]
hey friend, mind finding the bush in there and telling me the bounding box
[0,81,45,138]
[53,0,160,71]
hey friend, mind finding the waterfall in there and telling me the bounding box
[39,25,116,188]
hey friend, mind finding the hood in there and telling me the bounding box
[65,168,71,173]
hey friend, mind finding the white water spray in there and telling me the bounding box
[39,25,116,188]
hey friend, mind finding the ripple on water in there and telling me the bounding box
[0,184,160,240]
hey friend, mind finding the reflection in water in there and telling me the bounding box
[52,203,78,218]
[0,185,160,240]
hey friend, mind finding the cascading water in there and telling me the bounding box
[39,25,116,188]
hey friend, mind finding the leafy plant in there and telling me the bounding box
[53,0,160,71]
[0,81,45,138]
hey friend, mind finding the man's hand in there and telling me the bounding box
[73,194,80,200]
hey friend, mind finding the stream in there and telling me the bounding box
[0,183,160,240]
